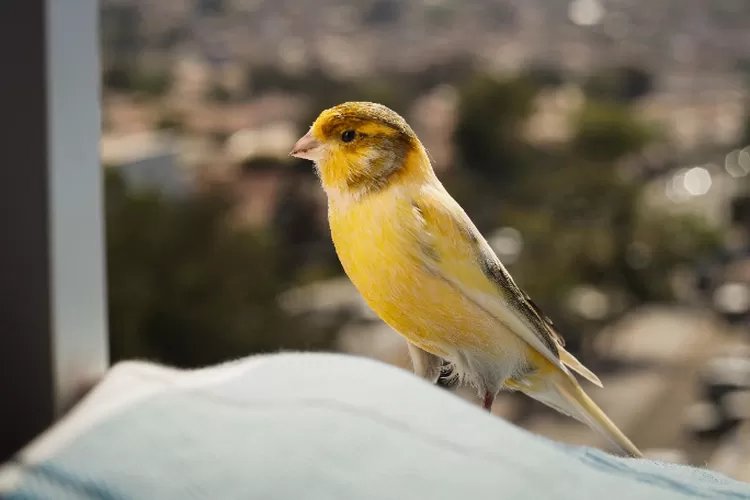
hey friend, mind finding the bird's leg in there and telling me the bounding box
[482,391,495,411]
[407,342,443,383]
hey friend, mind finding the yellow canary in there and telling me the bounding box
[291,101,641,457]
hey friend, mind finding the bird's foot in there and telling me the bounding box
[436,361,458,388]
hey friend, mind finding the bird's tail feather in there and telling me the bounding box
[558,347,602,388]
[518,371,642,458]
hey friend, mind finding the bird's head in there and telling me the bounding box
[290,102,432,195]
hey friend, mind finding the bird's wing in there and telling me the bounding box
[464,226,602,387]
[411,186,575,379]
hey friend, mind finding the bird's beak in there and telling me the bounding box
[290,131,323,161]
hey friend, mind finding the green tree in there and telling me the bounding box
[572,102,653,162]
[103,65,173,97]
[271,174,339,283]
[132,69,172,97]
[453,75,538,180]
[584,65,654,103]
[155,109,185,132]
[105,170,337,367]
[522,63,567,89]
[206,83,232,102]
[103,65,136,92]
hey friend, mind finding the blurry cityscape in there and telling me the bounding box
[101,0,750,479]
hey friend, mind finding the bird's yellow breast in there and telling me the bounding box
[328,185,499,357]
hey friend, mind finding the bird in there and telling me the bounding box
[290,101,642,457]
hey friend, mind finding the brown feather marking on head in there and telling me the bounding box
[317,102,417,141]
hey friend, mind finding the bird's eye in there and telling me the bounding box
[341,130,356,142]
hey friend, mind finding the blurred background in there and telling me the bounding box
[100,0,750,479]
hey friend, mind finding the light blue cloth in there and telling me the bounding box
[2,353,749,499]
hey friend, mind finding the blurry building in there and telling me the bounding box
[525,84,585,145]
[637,73,747,151]
[223,120,312,228]
[102,131,190,197]
[410,85,458,172]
